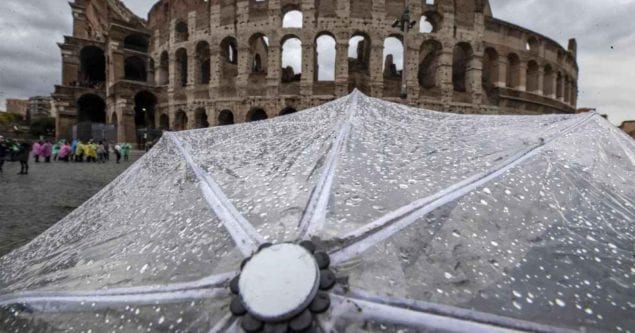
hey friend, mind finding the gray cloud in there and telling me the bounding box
[1,0,633,126]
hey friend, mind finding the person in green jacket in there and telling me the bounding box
[52,140,62,161]
[121,142,131,162]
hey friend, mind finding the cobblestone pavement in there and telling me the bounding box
[0,152,142,257]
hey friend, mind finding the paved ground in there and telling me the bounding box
[0,152,142,257]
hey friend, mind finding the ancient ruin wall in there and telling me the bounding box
[55,0,579,142]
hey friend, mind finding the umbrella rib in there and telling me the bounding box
[0,271,235,312]
[328,112,597,264]
[327,290,577,333]
[168,133,265,256]
[298,91,359,240]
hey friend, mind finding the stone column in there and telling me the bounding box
[236,45,250,97]
[301,41,315,96]
[558,76,565,102]
[268,38,281,97]
[496,57,508,88]
[438,49,454,104]
[548,72,557,99]
[536,67,544,95]
[370,43,384,97]
[168,51,176,93]
[517,62,527,91]
[467,54,483,104]
[335,40,349,97]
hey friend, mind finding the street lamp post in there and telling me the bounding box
[393,2,417,99]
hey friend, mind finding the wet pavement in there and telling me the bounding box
[0,153,141,257]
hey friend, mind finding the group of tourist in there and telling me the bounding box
[0,135,133,175]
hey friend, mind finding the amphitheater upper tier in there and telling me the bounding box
[53,0,579,143]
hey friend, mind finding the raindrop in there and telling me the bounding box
[555,299,566,307]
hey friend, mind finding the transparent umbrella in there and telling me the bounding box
[1,91,633,333]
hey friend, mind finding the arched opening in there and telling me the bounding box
[194,108,209,128]
[282,9,303,28]
[543,65,554,97]
[280,107,297,116]
[526,60,540,93]
[348,33,371,93]
[418,40,442,89]
[482,47,499,89]
[134,91,157,130]
[221,37,238,65]
[159,114,170,130]
[196,41,211,85]
[383,36,404,97]
[218,110,234,125]
[556,72,564,100]
[124,34,149,52]
[419,11,442,33]
[124,56,147,82]
[452,42,473,92]
[249,34,269,74]
[174,110,188,131]
[564,76,571,103]
[79,46,105,86]
[247,108,268,122]
[506,53,521,89]
[77,94,106,123]
[281,36,302,83]
[526,37,538,52]
[315,34,336,81]
[383,36,403,78]
[158,52,169,85]
[175,21,189,43]
[111,112,118,138]
[175,48,188,87]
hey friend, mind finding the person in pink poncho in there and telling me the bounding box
[42,140,53,163]
[59,142,71,162]
[32,141,43,163]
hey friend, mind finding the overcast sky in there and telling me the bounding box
[0,0,633,125]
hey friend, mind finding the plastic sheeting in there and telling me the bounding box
[1,91,634,332]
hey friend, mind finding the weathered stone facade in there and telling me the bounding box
[54,0,579,143]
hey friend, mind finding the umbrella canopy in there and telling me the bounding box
[1,91,634,332]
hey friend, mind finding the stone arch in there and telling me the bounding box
[452,42,473,92]
[348,32,372,93]
[315,33,336,81]
[420,11,442,33]
[196,41,211,85]
[174,110,188,131]
[124,56,147,82]
[159,113,170,130]
[526,60,540,93]
[543,65,554,97]
[526,36,539,52]
[220,36,238,65]
[282,8,303,28]
[77,94,106,123]
[79,46,105,86]
[134,91,157,130]
[175,48,188,87]
[194,108,209,128]
[247,108,268,122]
[249,33,269,74]
[418,39,442,89]
[383,35,404,97]
[175,21,189,43]
[281,35,302,83]
[482,47,499,89]
[158,51,169,85]
[280,107,297,116]
[124,34,149,52]
[218,110,235,125]
[556,71,564,100]
[506,53,521,89]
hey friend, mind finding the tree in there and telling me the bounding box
[29,117,55,138]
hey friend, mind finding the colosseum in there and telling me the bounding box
[53,0,579,144]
